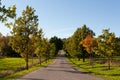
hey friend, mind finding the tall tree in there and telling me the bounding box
[49,43,56,58]
[64,25,95,61]
[10,6,38,70]
[81,33,97,54]
[40,38,51,63]
[97,29,116,70]
[113,37,120,56]
[34,29,43,65]
[63,37,75,57]
[81,33,97,66]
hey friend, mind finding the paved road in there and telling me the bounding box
[17,55,104,80]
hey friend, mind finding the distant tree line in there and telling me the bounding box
[0,35,19,57]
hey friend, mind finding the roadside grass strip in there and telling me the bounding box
[68,58,120,80]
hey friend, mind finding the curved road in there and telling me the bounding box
[17,55,104,80]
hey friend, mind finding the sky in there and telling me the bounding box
[0,0,120,39]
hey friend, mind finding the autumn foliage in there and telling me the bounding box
[80,33,97,54]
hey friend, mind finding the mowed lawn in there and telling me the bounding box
[68,58,120,80]
[0,58,39,77]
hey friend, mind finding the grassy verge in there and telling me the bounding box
[68,58,120,80]
[0,58,54,80]
[0,58,39,77]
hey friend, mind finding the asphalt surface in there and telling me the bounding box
[17,55,104,80]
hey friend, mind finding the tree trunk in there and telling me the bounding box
[25,37,29,70]
[46,55,48,63]
[32,53,34,65]
[25,53,29,70]
[82,52,85,62]
[83,57,85,62]
[78,57,80,61]
[77,54,81,61]
[39,56,41,65]
[108,57,111,70]
[90,53,94,68]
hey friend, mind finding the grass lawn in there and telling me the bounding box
[0,57,54,80]
[2,58,54,80]
[68,58,120,80]
[0,58,39,76]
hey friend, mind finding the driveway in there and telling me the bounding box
[17,55,104,80]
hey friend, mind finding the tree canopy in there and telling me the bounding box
[10,6,38,70]
[63,25,95,61]
[0,0,16,22]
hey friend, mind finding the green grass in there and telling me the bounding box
[0,57,54,80]
[0,58,39,77]
[2,59,54,80]
[112,56,120,61]
[68,58,120,80]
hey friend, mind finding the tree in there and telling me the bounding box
[113,37,120,56]
[34,29,43,65]
[97,29,116,70]
[81,33,97,54]
[63,37,75,57]
[35,33,56,64]
[10,6,38,70]
[49,43,56,58]
[81,33,97,66]
[64,25,95,62]
[0,1,16,57]
[43,38,51,63]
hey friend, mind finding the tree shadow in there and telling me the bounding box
[17,78,45,80]
[61,62,68,64]
[110,74,120,76]
[47,68,93,74]
[65,70,93,74]
[46,65,70,69]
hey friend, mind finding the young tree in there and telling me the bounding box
[81,33,97,66]
[49,43,56,58]
[97,29,116,70]
[114,37,120,56]
[63,37,72,57]
[63,37,78,58]
[34,29,43,65]
[43,38,51,63]
[81,33,97,54]
[10,6,38,70]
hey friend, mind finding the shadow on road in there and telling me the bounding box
[18,78,45,80]
[47,68,93,74]
[46,54,93,75]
